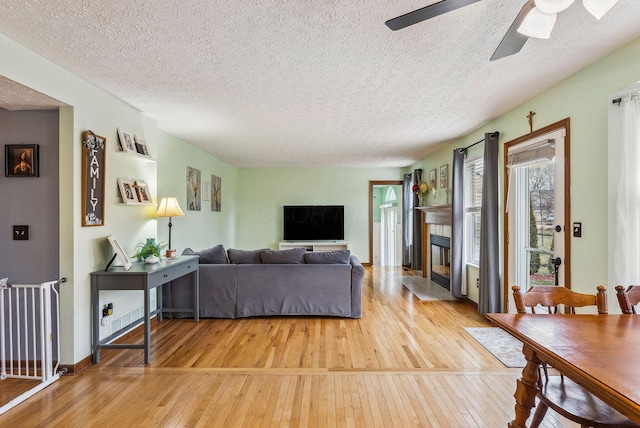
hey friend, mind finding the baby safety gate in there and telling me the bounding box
[0,278,61,415]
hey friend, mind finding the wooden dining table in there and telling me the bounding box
[487,313,640,428]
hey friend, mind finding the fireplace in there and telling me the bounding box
[430,234,450,290]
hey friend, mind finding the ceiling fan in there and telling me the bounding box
[385,0,619,61]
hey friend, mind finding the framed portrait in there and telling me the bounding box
[117,178,139,204]
[5,144,39,177]
[134,180,153,205]
[440,164,449,188]
[429,169,437,189]
[134,135,150,158]
[107,235,132,271]
[116,127,136,153]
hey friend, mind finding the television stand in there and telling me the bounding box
[279,241,349,252]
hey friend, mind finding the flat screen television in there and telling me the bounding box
[283,205,345,241]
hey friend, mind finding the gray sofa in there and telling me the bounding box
[162,246,364,319]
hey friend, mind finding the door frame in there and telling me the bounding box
[369,180,403,267]
[502,118,571,312]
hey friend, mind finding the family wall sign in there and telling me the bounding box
[81,130,105,227]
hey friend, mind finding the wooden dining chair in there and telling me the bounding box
[512,285,608,314]
[512,285,639,428]
[615,285,640,314]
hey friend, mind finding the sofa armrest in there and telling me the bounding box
[350,255,364,318]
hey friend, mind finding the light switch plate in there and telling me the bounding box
[573,222,582,238]
[13,225,29,240]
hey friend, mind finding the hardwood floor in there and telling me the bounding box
[0,267,576,427]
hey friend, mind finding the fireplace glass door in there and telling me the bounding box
[431,234,450,290]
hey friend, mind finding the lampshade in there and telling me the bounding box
[535,0,574,14]
[583,0,618,19]
[518,8,557,39]
[156,197,185,218]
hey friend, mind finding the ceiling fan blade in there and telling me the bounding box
[490,1,534,61]
[385,0,482,31]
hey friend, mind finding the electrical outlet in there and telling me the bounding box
[101,303,114,326]
[476,278,480,288]
[13,225,29,240]
[102,303,113,317]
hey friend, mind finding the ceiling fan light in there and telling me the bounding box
[535,0,575,14]
[518,8,557,39]
[583,0,618,20]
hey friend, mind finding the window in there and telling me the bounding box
[465,157,483,265]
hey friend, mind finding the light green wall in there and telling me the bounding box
[372,185,403,223]
[236,168,403,261]
[412,36,640,308]
[373,187,383,222]
[0,34,240,364]
[156,136,238,252]
[4,29,640,363]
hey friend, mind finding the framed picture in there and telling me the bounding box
[211,174,221,212]
[134,180,153,205]
[117,178,139,204]
[187,166,201,211]
[440,164,449,188]
[429,169,437,189]
[107,235,132,270]
[202,181,211,201]
[81,132,105,226]
[134,135,150,157]
[117,128,136,153]
[5,144,39,177]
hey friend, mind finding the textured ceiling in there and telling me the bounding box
[0,76,67,110]
[0,1,639,167]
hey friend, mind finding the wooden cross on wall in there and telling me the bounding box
[527,111,536,133]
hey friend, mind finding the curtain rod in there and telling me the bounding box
[458,138,484,153]
[612,93,639,105]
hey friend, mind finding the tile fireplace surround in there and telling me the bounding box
[416,205,452,280]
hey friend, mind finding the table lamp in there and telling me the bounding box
[156,197,185,258]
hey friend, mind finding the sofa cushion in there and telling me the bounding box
[227,248,266,264]
[304,250,351,264]
[260,248,306,264]
[199,245,229,264]
[182,245,229,264]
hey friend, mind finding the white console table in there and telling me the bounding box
[279,241,349,252]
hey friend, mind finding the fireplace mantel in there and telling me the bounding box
[417,205,452,280]
[416,205,452,225]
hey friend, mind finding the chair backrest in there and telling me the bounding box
[615,285,640,314]
[512,285,608,314]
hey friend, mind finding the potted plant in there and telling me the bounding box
[133,238,167,264]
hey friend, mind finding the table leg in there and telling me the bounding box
[144,286,150,364]
[91,277,100,363]
[157,283,163,323]
[509,344,540,428]
[194,269,199,323]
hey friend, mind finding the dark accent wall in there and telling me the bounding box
[0,109,59,284]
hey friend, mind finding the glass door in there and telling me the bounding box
[506,125,569,313]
